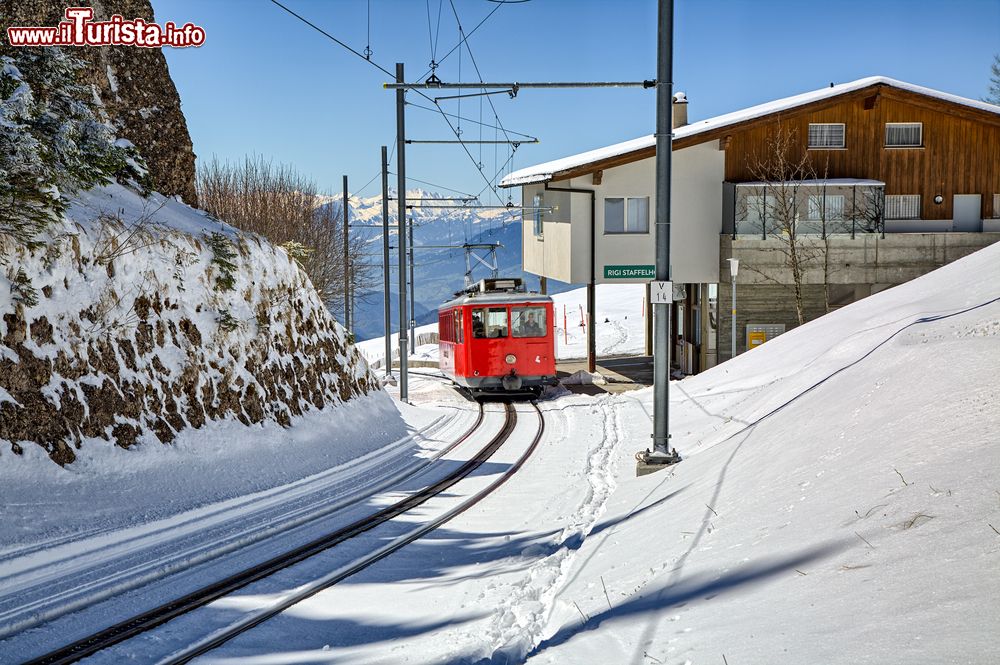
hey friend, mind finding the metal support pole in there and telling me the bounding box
[852,185,857,239]
[343,175,350,332]
[731,275,737,360]
[880,188,886,239]
[349,258,355,336]
[405,139,538,145]
[650,0,675,459]
[408,205,416,353]
[587,283,596,373]
[645,282,653,356]
[385,80,655,90]
[381,145,392,378]
[395,63,408,401]
[762,183,768,240]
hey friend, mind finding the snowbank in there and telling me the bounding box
[512,240,1000,663]
[0,183,375,465]
[239,243,999,664]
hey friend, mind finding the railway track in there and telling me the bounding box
[0,404,482,642]
[23,401,545,665]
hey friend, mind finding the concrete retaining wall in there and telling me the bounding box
[716,232,1000,361]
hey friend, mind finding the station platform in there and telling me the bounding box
[556,355,654,395]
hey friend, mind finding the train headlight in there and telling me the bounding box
[505,353,517,364]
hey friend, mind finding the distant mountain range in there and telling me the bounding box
[322,190,571,341]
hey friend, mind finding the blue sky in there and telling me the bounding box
[157,0,1000,203]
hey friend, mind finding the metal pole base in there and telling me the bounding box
[635,447,681,477]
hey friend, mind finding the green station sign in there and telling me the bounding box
[603,264,655,279]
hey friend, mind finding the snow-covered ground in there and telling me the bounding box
[201,243,998,663]
[2,241,998,663]
[357,282,648,368]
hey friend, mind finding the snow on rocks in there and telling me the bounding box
[0,183,375,465]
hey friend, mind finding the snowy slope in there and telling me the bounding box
[208,243,998,664]
[503,242,1000,664]
[3,225,996,663]
[0,183,375,464]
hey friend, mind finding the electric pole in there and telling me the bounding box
[408,205,416,353]
[381,145,392,378]
[395,63,408,401]
[645,0,680,468]
[343,174,350,333]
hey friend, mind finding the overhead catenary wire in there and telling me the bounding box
[447,1,514,146]
[425,0,446,76]
[387,171,475,197]
[406,101,535,139]
[269,0,533,261]
[268,0,519,207]
[446,0,510,203]
[414,0,505,82]
[364,0,372,59]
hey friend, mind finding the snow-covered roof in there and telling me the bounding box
[501,76,1000,187]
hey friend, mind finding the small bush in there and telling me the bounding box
[0,48,149,248]
[217,309,240,333]
[205,232,237,292]
[9,267,39,307]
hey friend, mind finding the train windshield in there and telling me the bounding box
[512,306,546,338]
[472,307,508,338]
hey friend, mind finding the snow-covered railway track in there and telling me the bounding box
[21,401,545,665]
[0,408,482,644]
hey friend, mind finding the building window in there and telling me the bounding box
[808,123,845,149]
[885,194,921,219]
[993,193,1000,219]
[885,122,923,147]
[532,193,544,237]
[605,196,649,234]
[740,193,789,226]
[806,194,845,220]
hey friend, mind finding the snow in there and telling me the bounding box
[194,241,997,663]
[2,236,998,662]
[501,75,1000,186]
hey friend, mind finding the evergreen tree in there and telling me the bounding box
[0,47,149,247]
[986,54,1000,106]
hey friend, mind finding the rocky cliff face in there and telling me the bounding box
[0,184,375,465]
[0,0,198,205]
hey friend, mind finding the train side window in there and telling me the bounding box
[454,309,463,343]
[472,309,487,338]
[440,311,452,342]
[486,307,508,338]
[512,306,547,338]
